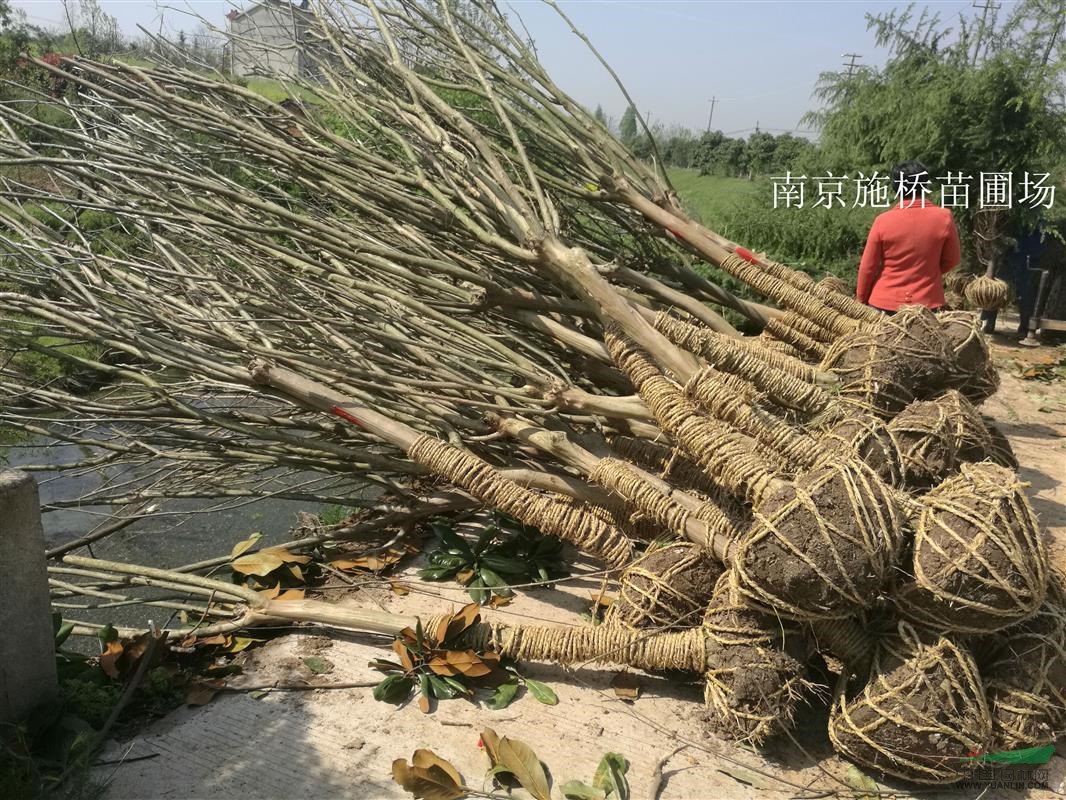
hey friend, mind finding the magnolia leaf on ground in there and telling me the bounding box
[609,671,640,701]
[715,765,778,791]
[225,637,261,653]
[561,780,607,800]
[436,650,492,678]
[230,532,263,558]
[845,765,878,799]
[488,594,512,608]
[331,545,413,573]
[393,639,417,673]
[593,753,629,800]
[374,674,414,704]
[391,581,411,596]
[98,639,124,680]
[232,547,309,577]
[302,656,334,675]
[486,680,519,710]
[392,749,466,800]
[258,584,282,600]
[439,603,481,644]
[479,728,550,800]
[523,678,558,706]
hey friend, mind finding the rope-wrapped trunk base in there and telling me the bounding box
[894,463,1048,634]
[407,436,634,569]
[829,624,992,784]
[984,572,1066,750]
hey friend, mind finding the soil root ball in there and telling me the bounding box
[894,463,1048,634]
[732,460,903,620]
[829,623,992,784]
[813,414,903,488]
[965,276,1011,312]
[820,306,951,416]
[887,400,959,488]
[607,542,721,631]
[931,390,995,463]
[701,572,810,744]
[937,310,995,401]
[984,572,1066,750]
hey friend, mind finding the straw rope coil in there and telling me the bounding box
[762,314,828,360]
[817,275,849,296]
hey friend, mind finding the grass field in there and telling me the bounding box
[665,168,757,227]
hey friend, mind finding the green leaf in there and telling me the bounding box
[844,765,878,800]
[523,678,558,706]
[486,680,519,710]
[54,620,75,648]
[479,567,512,597]
[467,576,489,605]
[373,674,414,704]
[473,525,499,554]
[593,753,629,800]
[560,781,606,800]
[428,674,460,699]
[483,732,551,800]
[480,555,530,575]
[302,656,333,675]
[96,623,117,649]
[431,521,473,558]
[419,566,461,581]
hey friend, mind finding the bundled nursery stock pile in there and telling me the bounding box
[0,0,1057,786]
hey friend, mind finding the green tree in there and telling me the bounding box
[618,105,638,145]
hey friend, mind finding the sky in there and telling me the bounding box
[9,0,992,136]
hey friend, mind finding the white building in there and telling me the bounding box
[225,1,316,79]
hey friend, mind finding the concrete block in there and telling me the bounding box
[0,470,58,723]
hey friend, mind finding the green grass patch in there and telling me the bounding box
[665,169,757,226]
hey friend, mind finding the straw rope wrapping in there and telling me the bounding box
[944,271,974,295]
[407,436,634,569]
[812,414,904,488]
[937,311,996,401]
[761,313,829,359]
[965,275,1011,312]
[607,327,903,620]
[817,275,849,296]
[732,457,903,619]
[718,254,859,336]
[894,463,1048,634]
[684,368,821,469]
[887,400,960,488]
[984,572,1066,750]
[653,312,827,391]
[754,257,880,325]
[606,435,738,510]
[605,542,722,631]
[700,573,811,744]
[829,623,992,784]
[930,391,997,465]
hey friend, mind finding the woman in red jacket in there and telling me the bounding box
[856,161,961,312]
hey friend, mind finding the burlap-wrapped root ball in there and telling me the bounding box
[984,572,1066,750]
[606,542,721,631]
[820,306,952,417]
[894,463,1048,634]
[701,572,810,744]
[965,275,1011,312]
[829,623,992,784]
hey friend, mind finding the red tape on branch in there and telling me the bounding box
[734,246,758,264]
[330,405,364,428]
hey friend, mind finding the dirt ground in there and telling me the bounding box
[95,338,1066,800]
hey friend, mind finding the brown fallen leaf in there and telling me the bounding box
[275,588,306,602]
[99,639,124,680]
[230,532,263,558]
[488,594,512,608]
[610,671,641,701]
[391,581,411,596]
[232,547,311,577]
[392,749,466,800]
[185,678,224,706]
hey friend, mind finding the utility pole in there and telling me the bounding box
[841,52,862,76]
[705,97,717,133]
[972,0,1000,65]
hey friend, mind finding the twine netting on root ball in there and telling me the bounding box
[894,463,1048,634]
[829,623,992,785]
[965,275,1012,312]
[983,571,1066,750]
[605,542,722,631]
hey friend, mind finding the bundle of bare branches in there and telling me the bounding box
[0,0,1055,785]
